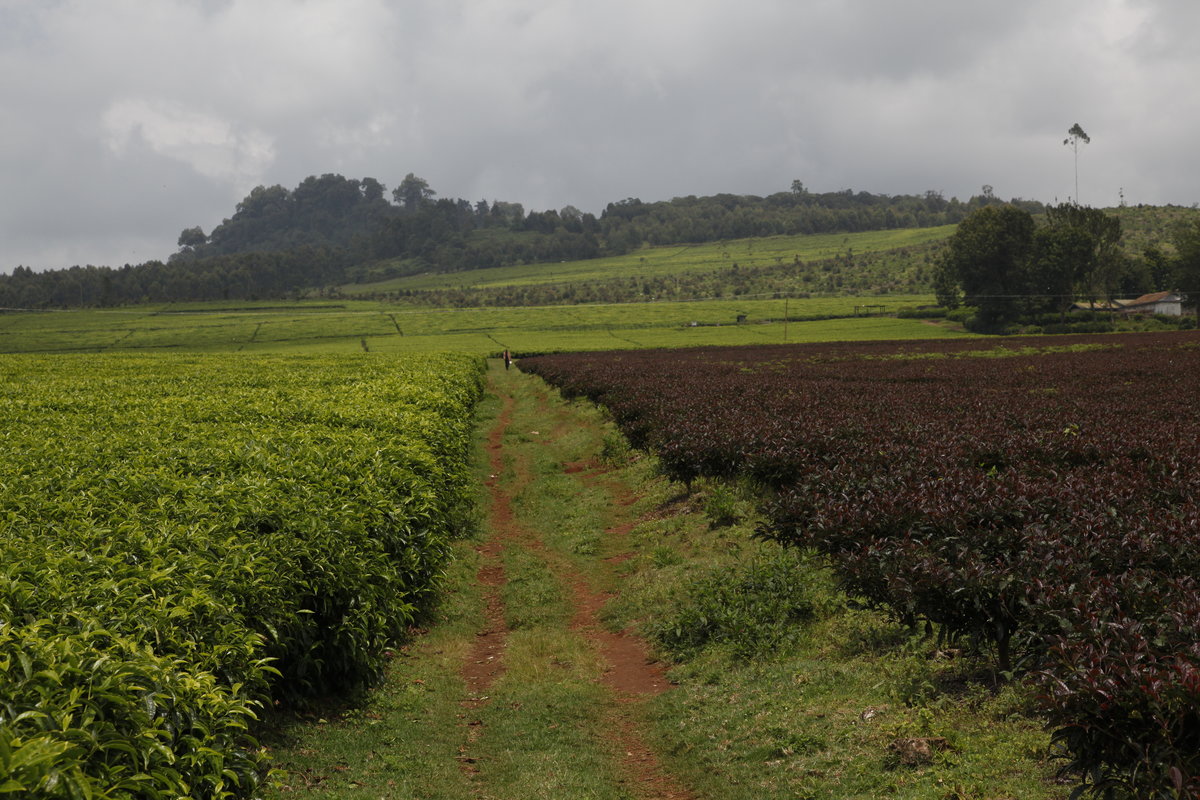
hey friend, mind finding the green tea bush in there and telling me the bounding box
[0,621,265,799]
[0,352,485,798]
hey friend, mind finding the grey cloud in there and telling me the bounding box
[2,0,1198,272]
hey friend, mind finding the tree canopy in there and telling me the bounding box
[936,203,1133,330]
[1173,218,1200,322]
[936,205,1036,327]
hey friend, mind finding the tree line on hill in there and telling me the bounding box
[1,175,1031,308]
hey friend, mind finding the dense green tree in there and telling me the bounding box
[1029,223,1093,317]
[177,226,207,250]
[937,205,1035,327]
[359,177,385,203]
[489,200,524,227]
[1172,218,1200,322]
[1,179,1066,309]
[393,173,436,212]
[937,203,1128,329]
[206,184,291,253]
[1044,203,1123,305]
[1143,245,1173,291]
[932,256,960,309]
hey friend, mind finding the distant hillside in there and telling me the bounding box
[0,177,1022,308]
[2,176,1193,309]
[332,205,1200,308]
[1108,204,1200,257]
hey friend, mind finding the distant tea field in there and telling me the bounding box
[0,294,966,355]
[341,226,956,294]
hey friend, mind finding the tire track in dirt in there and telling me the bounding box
[527,384,695,800]
[567,571,688,799]
[561,474,692,800]
[457,391,516,779]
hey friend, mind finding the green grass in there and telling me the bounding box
[599,478,1068,800]
[341,226,957,294]
[0,294,970,356]
[653,648,1059,799]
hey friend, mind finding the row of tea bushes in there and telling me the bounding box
[0,352,484,798]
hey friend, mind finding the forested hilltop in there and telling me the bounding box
[1,175,1034,308]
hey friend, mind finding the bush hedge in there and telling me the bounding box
[0,352,484,798]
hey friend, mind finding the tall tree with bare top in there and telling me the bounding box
[1063,123,1090,203]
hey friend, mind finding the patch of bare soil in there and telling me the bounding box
[568,573,694,798]
[569,574,669,697]
[460,549,506,699]
[563,457,600,476]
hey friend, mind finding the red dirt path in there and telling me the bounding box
[461,378,695,799]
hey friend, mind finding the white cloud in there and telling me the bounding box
[102,98,275,186]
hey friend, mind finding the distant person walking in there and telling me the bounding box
[503,349,512,370]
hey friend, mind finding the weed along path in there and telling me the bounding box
[458,362,696,799]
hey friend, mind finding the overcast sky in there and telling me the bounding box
[2,0,1198,272]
